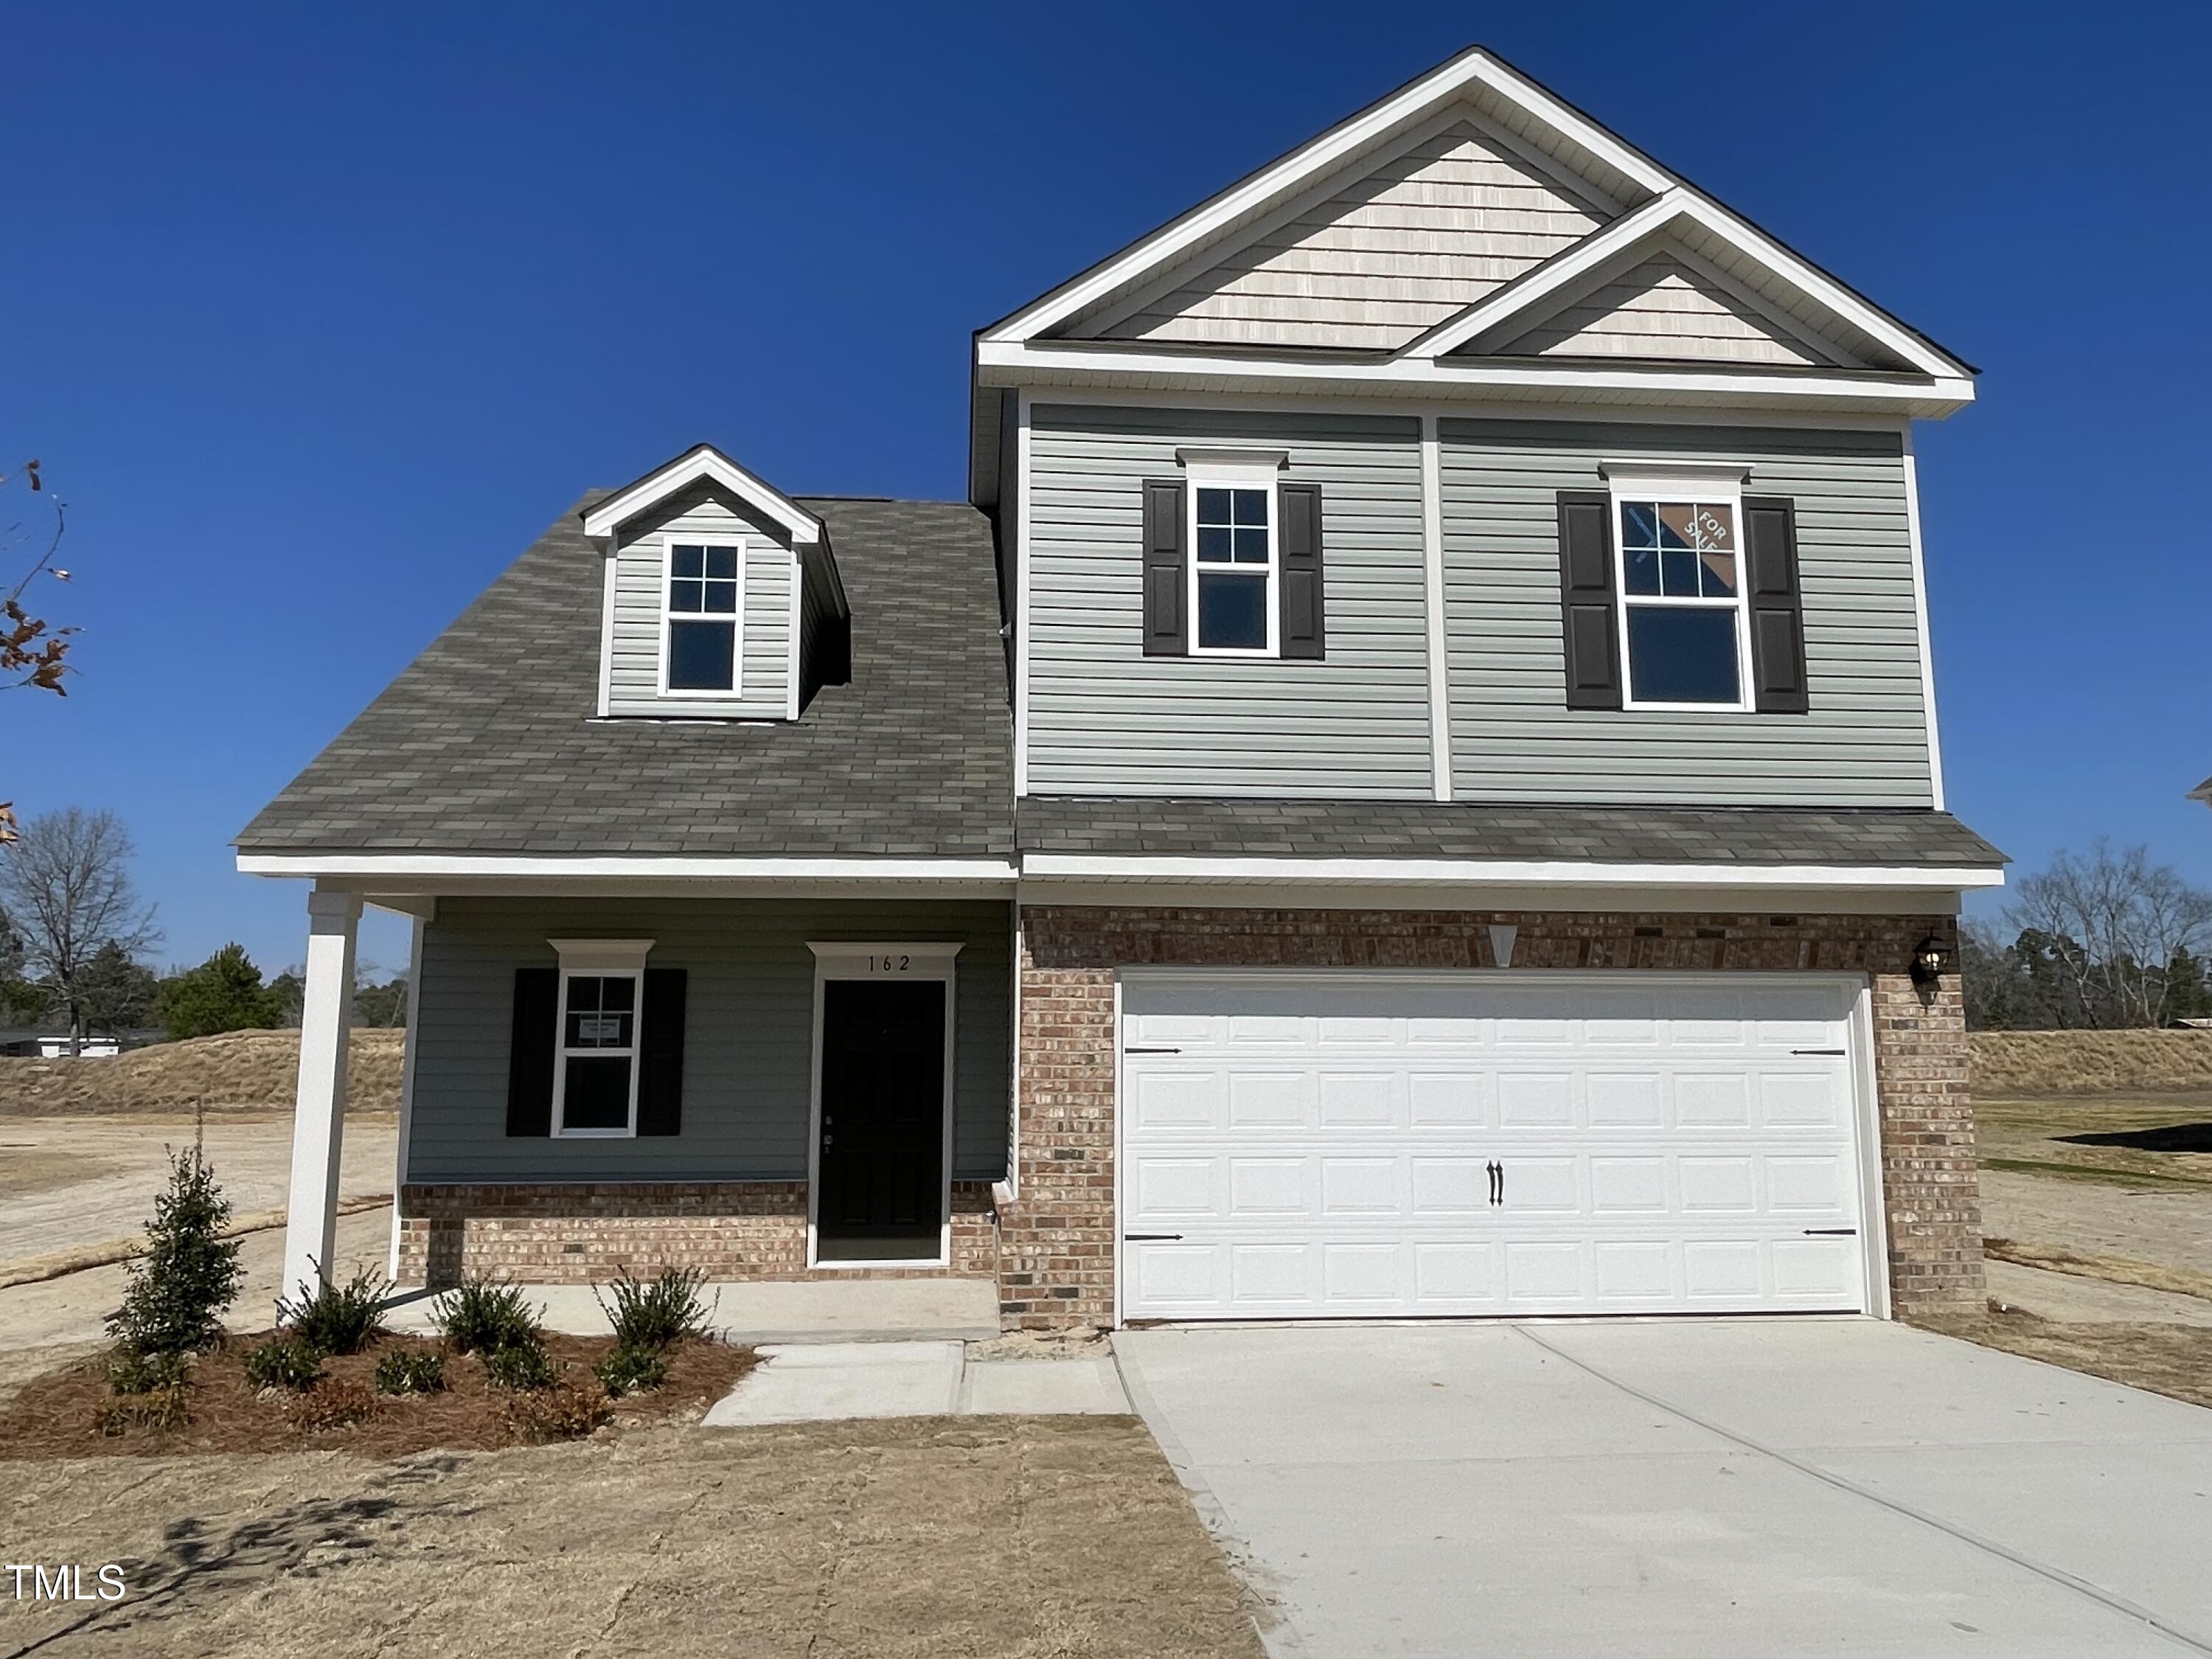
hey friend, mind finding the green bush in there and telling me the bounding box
[433,1276,542,1357]
[593,1266,712,1354]
[480,1332,557,1392]
[243,1337,324,1392]
[373,1350,447,1396]
[594,1341,669,1397]
[106,1348,190,1397]
[278,1264,390,1356]
[105,1144,244,1371]
[154,942,285,1041]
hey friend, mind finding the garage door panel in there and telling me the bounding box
[1120,974,1870,1321]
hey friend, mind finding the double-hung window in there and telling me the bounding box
[549,939,653,1137]
[1609,476,1753,710]
[1188,468,1277,655]
[662,538,744,695]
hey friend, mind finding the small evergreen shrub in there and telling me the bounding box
[480,1332,557,1392]
[594,1341,669,1397]
[243,1337,324,1392]
[106,1347,191,1397]
[285,1379,378,1432]
[497,1380,612,1444]
[105,1144,244,1368]
[433,1276,542,1356]
[373,1350,448,1396]
[593,1266,712,1354]
[278,1264,390,1356]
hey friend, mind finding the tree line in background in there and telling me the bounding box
[0,806,405,1051]
[1961,840,2212,1030]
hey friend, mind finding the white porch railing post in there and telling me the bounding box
[282,886,361,1304]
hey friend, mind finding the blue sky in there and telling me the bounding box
[6,2,2208,976]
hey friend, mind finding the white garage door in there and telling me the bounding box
[1119,973,1873,1321]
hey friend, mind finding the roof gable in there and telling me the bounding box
[581,443,824,546]
[1063,112,1616,351]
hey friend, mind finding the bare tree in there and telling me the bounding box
[2006,839,2212,1027]
[0,807,159,1053]
[1,457,77,847]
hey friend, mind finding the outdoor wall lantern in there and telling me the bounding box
[1909,933,1952,989]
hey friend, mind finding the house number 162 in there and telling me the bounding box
[868,954,913,973]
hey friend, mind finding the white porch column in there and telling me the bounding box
[282,886,361,1300]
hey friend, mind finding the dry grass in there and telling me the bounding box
[1983,1237,2212,1302]
[1970,1029,2212,1095]
[1972,1090,2212,1186]
[0,1331,756,1459]
[0,1416,1265,1658]
[0,1028,403,1116]
[1916,1303,2212,1411]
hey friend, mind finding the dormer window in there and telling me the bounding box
[663,538,745,695]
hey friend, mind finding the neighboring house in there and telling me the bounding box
[0,1031,126,1059]
[240,46,2003,1329]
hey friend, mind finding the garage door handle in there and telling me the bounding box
[1802,1228,1857,1237]
[1792,1048,1847,1056]
[1123,1233,1183,1242]
[1122,1046,1182,1055]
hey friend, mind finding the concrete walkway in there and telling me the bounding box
[384,1275,1001,1345]
[702,1339,1128,1425]
[1116,1319,2212,1659]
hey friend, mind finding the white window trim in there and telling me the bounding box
[804,942,962,1270]
[548,938,654,1139]
[1603,468,1756,714]
[1183,456,1283,659]
[657,533,747,700]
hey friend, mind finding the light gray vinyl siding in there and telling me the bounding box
[1028,403,1431,796]
[607,482,796,719]
[1440,418,1933,806]
[406,897,1012,1183]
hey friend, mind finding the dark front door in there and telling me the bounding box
[816,979,947,1259]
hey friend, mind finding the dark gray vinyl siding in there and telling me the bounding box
[1028,403,1431,796]
[406,897,1012,1184]
[1440,418,1933,806]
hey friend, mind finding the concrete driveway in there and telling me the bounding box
[1115,1320,2212,1658]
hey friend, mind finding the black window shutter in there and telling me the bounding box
[1744,495,1810,714]
[1279,481,1325,660]
[505,967,557,1138]
[1141,478,1187,656]
[1557,490,1622,709]
[636,967,687,1136]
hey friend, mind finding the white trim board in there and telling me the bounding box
[1018,855,2003,888]
[582,443,823,546]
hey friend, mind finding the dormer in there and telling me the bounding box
[582,444,849,720]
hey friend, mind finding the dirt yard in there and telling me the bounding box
[0,1417,1265,1658]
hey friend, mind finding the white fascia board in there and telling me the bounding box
[582,446,823,545]
[1018,854,2004,889]
[1405,192,1971,380]
[980,48,1674,345]
[237,852,1019,881]
[976,339,1975,415]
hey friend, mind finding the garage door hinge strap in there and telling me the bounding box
[1801,1228,1857,1236]
[1791,1048,1847,1056]
[1123,1233,1183,1242]
[1122,1046,1182,1054]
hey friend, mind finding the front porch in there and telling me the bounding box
[276,888,1015,1311]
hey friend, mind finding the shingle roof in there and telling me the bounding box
[1017,797,2007,868]
[237,496,1013,858]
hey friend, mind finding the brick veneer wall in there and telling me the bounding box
[998,906,1979,1330]
[394,1180,999,1287]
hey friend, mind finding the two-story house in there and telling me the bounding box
[241,46,2003,1332]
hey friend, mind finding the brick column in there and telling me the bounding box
[996,945,1118,1330]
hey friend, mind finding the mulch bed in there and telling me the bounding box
[0,1331,758,1459]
